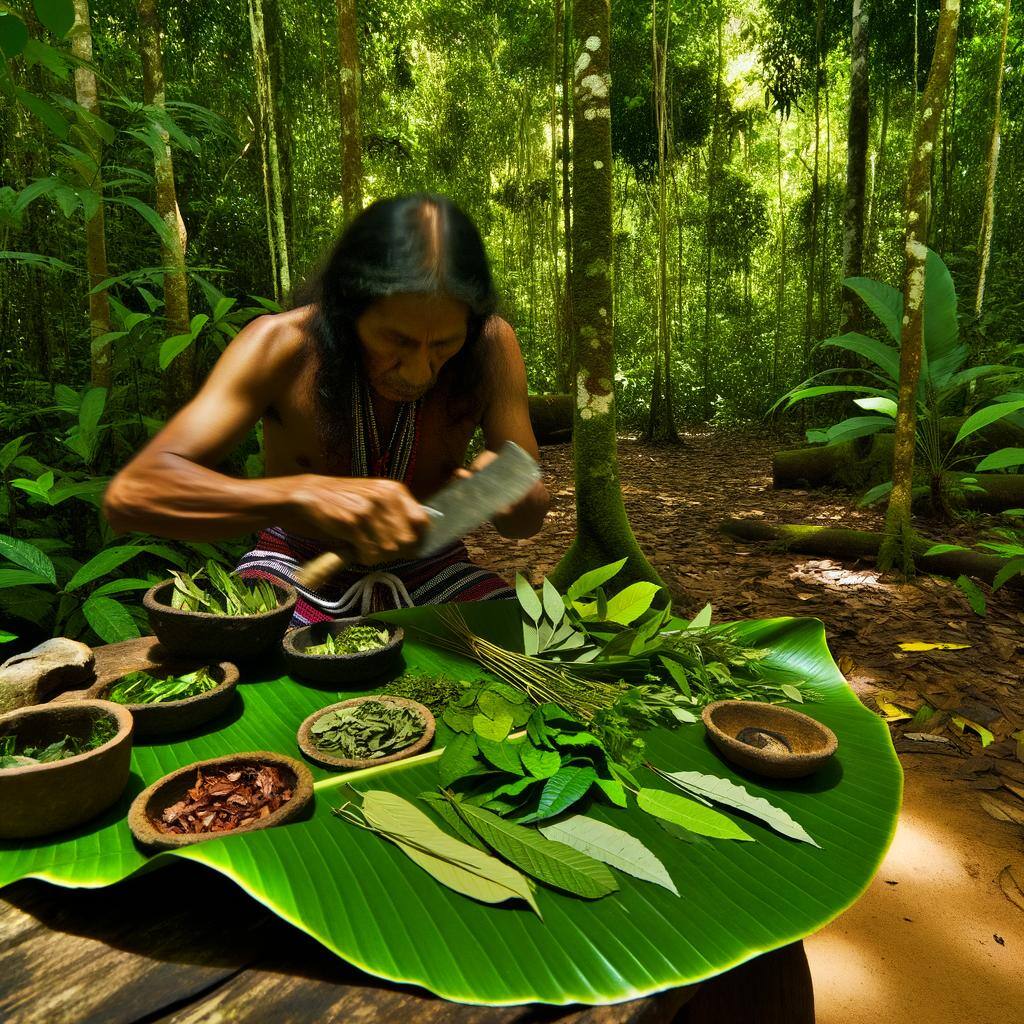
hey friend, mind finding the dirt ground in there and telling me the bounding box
[467,432,1024,1024]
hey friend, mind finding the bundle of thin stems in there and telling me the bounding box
[418,606,628,721]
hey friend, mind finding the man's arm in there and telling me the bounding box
[103,313,428,563]
[474,319,551,539]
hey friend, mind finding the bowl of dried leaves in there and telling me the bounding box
[702,700,838,779]
[282,617,404,685]
[144,561,296,660]
[87,661,240,738]
[128,751,314,849]
[297,695,435,770]
[0,699,134,839]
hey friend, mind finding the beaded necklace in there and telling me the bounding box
[350,374,422,483]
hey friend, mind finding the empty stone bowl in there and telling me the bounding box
[87,661,239,738]
[297,695,435,770]
[282,617,404,686]
[0,699,133,839]
[143,578,296,660]
[128,750,314,850]
[701,700,838,779]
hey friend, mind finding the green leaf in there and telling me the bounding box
[955,575,986,616]
[858,480,893,507]
[159,333,196,370]
[819,332,900,383]
[603,582,662,625]
[922,543,969,556]
[0,630,16,643]
[438,732,482,788]
[109,194,174,247]
[593,776,628,807]
[853,396,898,417]
[780,684,804,704]
[64,545,146,591]
[566,558,627,602]
[515,574,543,622]
[90,577,155,597]
[81,595,141,643]
[976,448,1024,473]
[541,577,564,626]
[520,745,561,779]
[955,401,1024,446]
[13,87,69,139]
[824,415,892,444]
[636,789,753,842]
[358,791,539,915]
[922,249,964,387]
[0,534,57,583]
[417,792,489,851]
[0,568,54,589]
[539,815,679,896]
[842,280,902,343]
[688,603,713,630]
[0,13,29,58]
[476,736,524,775]
[452,800,619,898]
[658,771,818,846]
[473,712,513,742]
[992,557,1024,593]
[33,0,75,37]
[531,766,597,821]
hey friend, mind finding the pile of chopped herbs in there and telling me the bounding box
[154,764,294,835]
[382,672,468,713]
[169,560,280,615]
[107,667,219,705]
[0,715,117,770]
[304,624,390,656]
[311,699,425,760]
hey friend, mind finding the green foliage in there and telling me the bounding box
[0,713,115,770]
[305,625,391,655]
[169,560,280,615]
[107,666,218,705]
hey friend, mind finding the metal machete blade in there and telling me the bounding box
[416,441,541,557]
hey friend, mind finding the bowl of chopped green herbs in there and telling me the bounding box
[87,661,239,738]
[297,695,434,770]
[0,699,133,839]
[281,617,404,685]
[144,562,296,659]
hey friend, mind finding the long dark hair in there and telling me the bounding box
[300,194,498,465]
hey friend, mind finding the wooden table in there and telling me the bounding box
[0,862,813,1023]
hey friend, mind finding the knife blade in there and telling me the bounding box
[297,440,541,589]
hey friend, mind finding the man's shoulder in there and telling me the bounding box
[232,305,317,374]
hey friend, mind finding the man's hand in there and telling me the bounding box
[451,450,549,538]
[286,476,430,565]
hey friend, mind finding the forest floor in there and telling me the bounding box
[467,431,1024,1024]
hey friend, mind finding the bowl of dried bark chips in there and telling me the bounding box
[128,751,313,849]
[297,695,435,770]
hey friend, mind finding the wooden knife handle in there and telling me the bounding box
[297,550,349,590]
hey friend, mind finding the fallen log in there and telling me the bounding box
[960,473,1024,513]
[528,393,573,445]
[720,518,1023,591]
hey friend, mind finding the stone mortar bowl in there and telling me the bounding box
[282,617,404,686]
[86,661,240,739]
[297,695,435,770]
[0,699,133,839]
[128,750,314,850]
[701,700,838,779]
[144,579,296,660]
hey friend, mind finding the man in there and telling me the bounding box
[104,194,550,624]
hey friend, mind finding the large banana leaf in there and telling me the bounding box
[0,601,901,1005]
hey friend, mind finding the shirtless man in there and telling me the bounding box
[103,194,551,623]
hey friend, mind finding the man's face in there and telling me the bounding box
[355,293,469,402]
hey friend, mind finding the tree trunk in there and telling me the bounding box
[803,0,824,372]
[70,0,112,388]
[841,0,869,332]
[336,0,363,223]
[974,0,1011,317]
[878,0,961,574]
[773,118,786,391]
[645,0,677,442]
[265,0,295,254]
[248,0,291,301]
[549,0,565,387]
[721,518,1023,593]
[700,11,723,421]
[550,0,662,591]
[138,0,194,414]
[865,76,889,270]
[561,0,575,389]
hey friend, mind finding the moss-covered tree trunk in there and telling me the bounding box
[248,0,291,301]
[550,0,662,592]
[70,0,112,388]
[878,0,960,574]
[335,0,363,223]
[841,0,869,333]
[138,0,193,414]
[560,0,575,391]
[973,0,1010,317]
